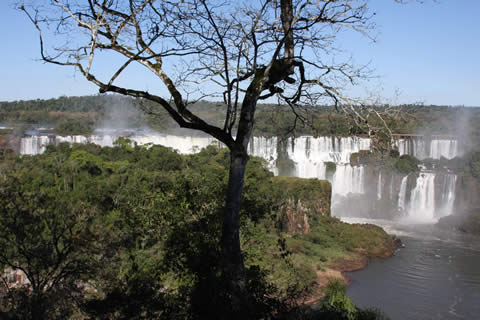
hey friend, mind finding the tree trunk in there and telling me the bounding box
[221,147,250,316]
[217,1,296,310]
[30,291,46,320]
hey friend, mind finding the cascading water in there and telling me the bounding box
[394,138,460,160]
[389,178,395,200]
[377,171,382,200]
[407,173,436,221]
[20,135,52,155]
[20,132,458,220]
[20,134,217,155]
[247,137,279,174]
[429,139,459,159]
[284,136,370,180]
[394,171,457,222]
[438,173,457,217]
[397,176,408,211]
[395,138,427,159]
[332,164,365,197]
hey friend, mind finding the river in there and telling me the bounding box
[341,218,480,320]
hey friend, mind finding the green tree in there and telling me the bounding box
[21,0,411,314]
[0,174,101,319]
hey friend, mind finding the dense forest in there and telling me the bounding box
[2,96,480,318]
[1,95,480,139]
[0,141,395,319]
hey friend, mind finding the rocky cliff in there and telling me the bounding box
[272,176,331,234]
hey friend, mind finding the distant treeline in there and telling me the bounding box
[1,95,480,139]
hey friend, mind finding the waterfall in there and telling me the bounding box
[397,176,408,211]
[395,137,460,160]
[283,137,369,199]
[20,135,52,155]
[130,135,217,154]
[20,132,458,220]
[396,172,457,221]
[438,174,457,217]
[286,136,370,181]
[249,136,277,163]
[19,133,370,207]
[389,177,395,200]
[377,171,382,200]
[407,173,436,221]
[430,139,459,159]
[22,134,461,160]
[332,165,365,197]
[287,136,370,164]
[20,134,217,155]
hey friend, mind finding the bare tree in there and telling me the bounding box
[20,0,404,311]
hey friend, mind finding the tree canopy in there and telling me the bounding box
[18,0,414,315]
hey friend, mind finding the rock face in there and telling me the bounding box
[272,176,331,234]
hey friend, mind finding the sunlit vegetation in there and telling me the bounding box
[2,96,480,139]
[0,143,395,319]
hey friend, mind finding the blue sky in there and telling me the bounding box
[0,0,479,106]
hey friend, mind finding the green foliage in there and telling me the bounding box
[113,136,135,151]
[3,97,480,142]
[461,151,480,179]
[350,150,376,166]
[326,161,336,174]
[0,158,107,318]
[323,279,357,320]
[285,215,395,276]
[0,144,283,318]
[393,155,420,174]
[272,176,331,205]
[277,158,296,176]
[0,143,393,319]
[389,149,400,158]
[275,279,390,319]
[56,118,94,135]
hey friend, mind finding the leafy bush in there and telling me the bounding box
[323,279,357,320]
[326,161,337,179]
[55,118,93,135]
[0,143,393,319]
[393,155,420,174]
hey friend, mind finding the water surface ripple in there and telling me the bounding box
[342,218,480,320]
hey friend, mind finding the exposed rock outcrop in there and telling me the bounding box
[272,176,331,234]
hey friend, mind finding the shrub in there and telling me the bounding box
[394,155,420,174]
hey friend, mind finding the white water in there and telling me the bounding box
[248,136,278,173]
[395,138,460,160]
[397,176,409,211]
[439,174,457,218]
[377,171,382,200]
[430,140,459,159]
[20,134,218,156]
[20,133,458,219]
[389,177,395,200]
[394,172,457,222]
[332,164,365,197]
[407,173,436,222]
[20,134,369,206]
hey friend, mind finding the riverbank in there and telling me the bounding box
[287,217,401,305]
[345,220,480,320]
